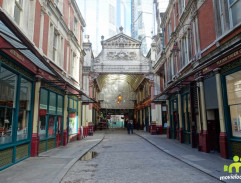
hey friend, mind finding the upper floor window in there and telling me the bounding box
[53,30,58,62]
[180,35,189,69]
[55,0,59,6]
[229,0,241,27]
[168,20,172,41]
[179,0,185,16]
[218,0,225,34]
[14,0,23,25]
[74,18,78,32]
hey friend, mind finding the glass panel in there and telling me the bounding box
[48,115,55,138]
[74,100,77,110]
[230,105,241,137]
[69,98,73,109]
[226,70,241,105]
[49,92,56,114]
[0,107,13,144]
[57,95,63,115]
[17,110,28,141]
[40,89,48,110]
[69,112,77,134]
[231,0,241,26]
[39,115,47,139]
[57,116,62,134]
[19,78,31,110]
[0,67,17,107]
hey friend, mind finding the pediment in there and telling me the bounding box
[102,33,141,49]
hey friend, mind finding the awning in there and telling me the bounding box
[152,94,168,103]
[81,95,96,103]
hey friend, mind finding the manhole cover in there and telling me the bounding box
[102,146,112,148]
[79,151,98,161]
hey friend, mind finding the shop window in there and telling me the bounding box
[229,0,241,27]
[0,67,17,144]
[17,78,31,141]
[48,115,55,138]
[226,70,241,137]
[69,111,77,134]
[39,89,48,139]
[57,95,63,115]
[49,92,57,114]
[14,0,23,25]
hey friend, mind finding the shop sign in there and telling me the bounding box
[39,109,47,115]
[203,48,241,74]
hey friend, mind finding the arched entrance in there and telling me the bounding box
[90,28,153,130]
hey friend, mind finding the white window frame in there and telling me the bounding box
[228,0,241,28]
[53,29,58,62]
[218,0,225,34]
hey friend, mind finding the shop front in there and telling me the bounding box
[68,97,78,142]
[169,96,179,140]
[222,60,241,158]
[0,56,34,170]
[38,86,64,153]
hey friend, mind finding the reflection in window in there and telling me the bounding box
[49,92,57,114]
[0,107,13,144]
[69,111,77,134]
[17,78,31,141]
[0,67,16,144]
[57,95,63,115]
[39,115,47,139]
[226,70,241,137]
[229,0,241,27]
[48,115,55,138]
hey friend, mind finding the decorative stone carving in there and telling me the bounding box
[106,51,137,60]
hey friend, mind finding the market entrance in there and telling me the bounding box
[90,28,152,131]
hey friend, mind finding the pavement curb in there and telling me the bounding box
[135,132,224,183]
[51,134,105,183]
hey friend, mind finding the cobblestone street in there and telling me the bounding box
[62,129,221,183]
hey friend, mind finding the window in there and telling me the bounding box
[14,0,23,25]
[53,30,58,62]
[218,0,225,34]
[226,70,241,137]
[39,89,48,139]
[0,67,17,144]
[54,0,59,6]
[74,17,78,33]
[17,78,31,141]
[168,20,172,41]
[68,98,78,135]
[179,0,185,16]
[180,35,189,69]
[229,0,241,27]
[71,52,76,77]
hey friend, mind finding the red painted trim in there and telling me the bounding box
[63,130,68,146]
[77,128,81,140]
[167,126,171,139]
[219,132,229,159]
[198,131,210,153]
[31,133,39,157]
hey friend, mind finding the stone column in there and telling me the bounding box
[166,100,171,139]
[77,99,82,140]
[198,77,210,153]
[214,68,229,158]
[178,93,184,143]
[31,75,41,157]
[63,93,68,146]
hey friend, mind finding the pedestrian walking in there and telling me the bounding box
[130,120,134,134]
[127,120,130,134]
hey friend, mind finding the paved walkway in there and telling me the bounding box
[62,129,222,183]
[135,131,238,183]
[0,133,104,183]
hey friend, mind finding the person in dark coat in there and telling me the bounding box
[130,120,134,134]
[127,120,130,134]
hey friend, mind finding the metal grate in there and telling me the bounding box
[231,141,241,157]
[39,140,46,153]
[0,148,13,168]
[15,143,29,162]
[47,139,55,151]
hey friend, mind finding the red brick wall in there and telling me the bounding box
[33,0,41,48]
[0,0,3,7]
[171,9,174,31]
[63,0,69,26]
[198,0,216,51]
[70,7,74,31]
[42,14,49,55]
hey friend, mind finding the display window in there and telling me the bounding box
[226,70,241,137]
[39,88,63,139]
[68,97,78,135]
